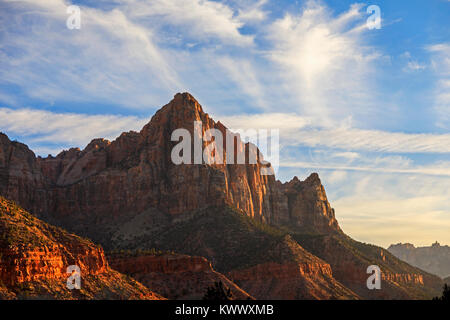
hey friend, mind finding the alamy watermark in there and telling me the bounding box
[366,265,382,290]
[366,5,381,30]
[66,265,81,290]
[66,5,81,30]
[171,121,279,176]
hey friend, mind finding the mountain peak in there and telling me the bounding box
[305,172,321,185]
[170,92,204,114]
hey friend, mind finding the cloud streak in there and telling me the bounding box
[0,107,148,155]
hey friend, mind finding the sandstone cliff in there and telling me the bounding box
[0,197,162,300]
[388,242,450,279]
[0,93,341,243]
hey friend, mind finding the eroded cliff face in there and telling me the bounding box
[281,174,339,233]
[109,253,252,300]
[0,93,341,242]
[0,134,47,216]
[0,197,162,300]
[0,244,107,287]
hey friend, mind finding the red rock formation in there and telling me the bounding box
[0,197,162,300]
[280,174,340,233]
[227,235,357,300]
[0,92,443,300]
[0,93,340,238]
[296,234,443,299]
[109,253,253,300]
[0,244,107,287]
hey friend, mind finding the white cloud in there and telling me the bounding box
[401,51,426,71]
[236,0,268,23]
[327,170,348,183]
[428,43,450,129]
[405,61,426,71]
[215,57,270,109]
[281,161,450,177]
[218,112,311,130]
[0,0,182,108]
[219,112,450,153]
[265,2,382,125]
[0,107,148,155]
[289,127,450,153]
[118,0,253,46]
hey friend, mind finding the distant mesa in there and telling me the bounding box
[388,242,450,279]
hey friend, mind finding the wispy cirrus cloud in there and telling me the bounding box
[0,0,182,108]
[117,0,254,46]
[0,107,148,154]
[428,43,450,129]
[265,2,382,125]
[220,112,450,153]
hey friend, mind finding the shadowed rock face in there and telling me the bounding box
[109,253,253,300]
[227,235,357,300]
[0,197,163,300]
[388,242,450,279]
[0,93,341,242]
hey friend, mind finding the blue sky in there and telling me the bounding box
[0,0,449,248]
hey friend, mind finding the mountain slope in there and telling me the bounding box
[294,234,443,299]
[0,92,443,299]
[388,242,450,279]
[109,252,253,300]
[0,196,163,300]
[119,205,357,300]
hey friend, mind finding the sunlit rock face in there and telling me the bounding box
[0,197,163,300]
[0,93,341,241]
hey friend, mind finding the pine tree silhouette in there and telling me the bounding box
[202,281,233,301]
[433,283,450,302]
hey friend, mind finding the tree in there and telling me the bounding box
[433,284,450,302]
[202,281,233,301]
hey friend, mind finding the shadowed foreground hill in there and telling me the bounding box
[109,251,253,300]
[0,197,163,300]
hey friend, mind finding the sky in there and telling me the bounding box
[0,0,449,248]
